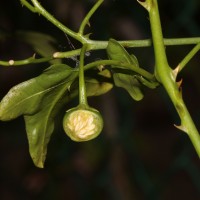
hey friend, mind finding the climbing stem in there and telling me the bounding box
[84,60,156,81]
[20,0,36,12]
[23,0,85,43]
[139,0,200,157]
[79,44,88,106]
[53,38,200,58]
[79,0,104,35]
[1,37,200,67]
[0,56,54,66]
[176,43,200,73]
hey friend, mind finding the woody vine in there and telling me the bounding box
[0,0,200,168]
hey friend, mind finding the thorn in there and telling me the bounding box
[174,124,187,133]
[87,21,91,27]
[32,53,36,58]
[84,33,92,39]
[176,79,183,88]
[67,85,71,92]
[173,65,180,80]
[137,0,150,11]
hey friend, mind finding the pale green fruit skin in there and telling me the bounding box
[63,107,103,142]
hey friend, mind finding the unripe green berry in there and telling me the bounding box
[63,106,103,142]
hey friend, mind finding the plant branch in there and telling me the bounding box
[20,0,36,12]
[175,43,200,73]
[87,37,200,50]
[0,56,53,66]
[84,59,156,81]
[79,0,104,36]
[138,0,200,157]
[21,0,85,43]
[53,49,81,59]
[53,37,200,59]
[1,37,200,67]
[79,44,88,106]
[21,0,200,49]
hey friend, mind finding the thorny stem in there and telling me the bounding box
[2,38,200,67]
[20,0,200,51]
[0,56,54,66]
[175,43,200,73]
[56,37,200,57]
[20,0,36,12]
[79,0,104,35]
[138,0,200,157]
[21,0,86,43]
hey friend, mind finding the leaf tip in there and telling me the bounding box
[33,157,45,168]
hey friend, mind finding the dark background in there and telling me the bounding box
[0,0,200,199]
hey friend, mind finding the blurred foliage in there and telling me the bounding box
[0,0,200,199]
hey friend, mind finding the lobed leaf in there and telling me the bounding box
[0,64,78,167]
[85,68,113,96]
[113,73,143,101]
[106,39,144,101]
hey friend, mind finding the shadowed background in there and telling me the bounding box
[0,0,200,199]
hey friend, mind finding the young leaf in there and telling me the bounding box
[0,64,78,167]
[113,73,143,101]
[107,39,138,70]
[85,68,113,96]
[106,39,144,101]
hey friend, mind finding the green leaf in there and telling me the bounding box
[15,31,61,64]
[106,39,144,101]
[107,39,138,70]
[24,83,72,168]
[85,68,113,96]
[113,73,143,101]
[70,68,113,97]
[0,64,78,167]
[137,76,159,89]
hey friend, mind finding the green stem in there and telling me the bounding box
[57,38,200,57]
[79,0,104,35]
[2,37,200,67]
[1,36,200,67]
[140,0,200,157]
[52,37,200,59]
[0,56,53,66]
[28,0,86,43]
[176,43,200,73]
[79,44,88,106]
[21,0,200,49]
[84,59,156,81]
[163,37,200,46]
[87,37,200,50]
[20,0,36,12]
[53,49,81,59]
